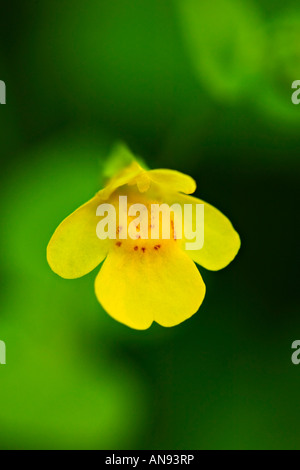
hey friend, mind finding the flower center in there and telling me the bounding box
[111,192,179,254]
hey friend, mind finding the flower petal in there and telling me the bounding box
[127,169,197,195]
[169,194,241,271]
[95,244,206,330]
[99,161,144,200]
[47,195,110,279]
[147,169,197,194]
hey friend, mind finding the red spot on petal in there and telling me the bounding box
[134,246,139,251]
[116,242,122,247]
[141,247,146,253]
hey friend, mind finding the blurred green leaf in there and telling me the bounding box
[177,0,265,101]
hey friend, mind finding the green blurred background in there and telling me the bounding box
[0,0,299,450]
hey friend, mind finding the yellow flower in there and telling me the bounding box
[47,144,240,330]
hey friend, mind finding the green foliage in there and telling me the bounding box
[0,0,299,450]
